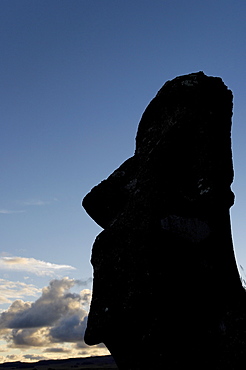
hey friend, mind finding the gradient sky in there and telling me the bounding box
[1,0,246,363]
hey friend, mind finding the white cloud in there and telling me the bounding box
[0,256,76,277]
[10,327,50,347]
[0,209,25,214]
[4,278,87,331]
[18,198,59,207]
[0,278,85,330]
[0,278,109,362]
[0,279,41,304]
[19,199,50,206]
[0,198,57,216]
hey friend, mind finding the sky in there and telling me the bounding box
[1,0,246,363]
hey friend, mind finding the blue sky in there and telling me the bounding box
[1,0,246,363]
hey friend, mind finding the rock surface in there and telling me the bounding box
[82,72,246,369]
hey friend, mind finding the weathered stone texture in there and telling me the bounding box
[82,72,246,369]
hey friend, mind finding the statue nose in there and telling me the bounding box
[82,156,137,229]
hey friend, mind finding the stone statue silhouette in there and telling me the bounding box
[83,72,246,369]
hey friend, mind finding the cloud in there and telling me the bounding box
[23,354,46,361]
[0,279,41,304]
[0,300,32,330]
[50,314,88,343]
[0,199,58,217]
[19,199,50,206]
[4,354,20,362]
[0,278,89,345]
[0,256,76,276]
[10,327,50,347]
[5,278,83,330]
[43,347,70,353]
[0,209,25,214]
[0,278,109,362]
[18,198,59,207]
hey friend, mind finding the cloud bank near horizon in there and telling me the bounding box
[0,277,108,362]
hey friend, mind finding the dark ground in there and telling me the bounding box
[0,355,118,369]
